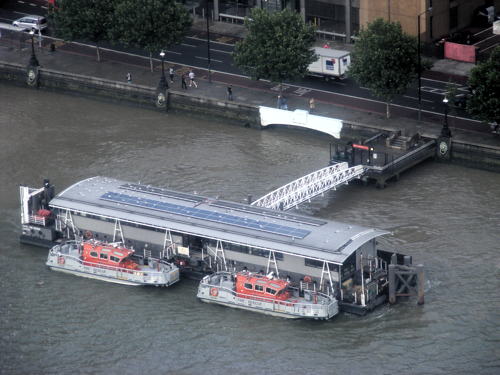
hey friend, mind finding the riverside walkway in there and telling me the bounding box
[0,25,498,152]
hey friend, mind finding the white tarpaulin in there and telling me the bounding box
[259,106,343,139]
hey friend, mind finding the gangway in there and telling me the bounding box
[251,162,365,211]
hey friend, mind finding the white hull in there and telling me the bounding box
[199,297,305,319]
[46,241,179,287]
[48,265,156,286]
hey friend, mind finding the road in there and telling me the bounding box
[0,0,489,133]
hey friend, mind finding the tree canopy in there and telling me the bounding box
[233,8,316,86]
[50,0,114,61]
[466,46,500,125]
[349,18,418,118]
[109,0,191,71]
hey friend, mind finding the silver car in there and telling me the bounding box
[12,15,48,32]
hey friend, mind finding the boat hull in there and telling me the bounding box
[46,242,179,287]
[197,273,339,320]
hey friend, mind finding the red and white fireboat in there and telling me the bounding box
[197,271,338,320]
[46,240,179,286]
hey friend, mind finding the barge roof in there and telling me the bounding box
[49,176,389,264]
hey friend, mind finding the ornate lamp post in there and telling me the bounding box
[441,97,451,138]
[29,29,39,67]
[206,0,212,83]
[158,50,168,91]
[417,7,432,121]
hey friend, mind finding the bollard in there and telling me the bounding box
[404,255,412,266]
[417,264,425,305]
[391,253,397,265]
[50,43,55,52]
[388,264,396,304]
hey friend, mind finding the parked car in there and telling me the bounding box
[12,15,47,32]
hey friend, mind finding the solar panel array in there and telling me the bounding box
[120,183,205,203]
[100,192,311,239]
[210,200,327,226]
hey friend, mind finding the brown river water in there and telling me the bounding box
[0,83,499,374]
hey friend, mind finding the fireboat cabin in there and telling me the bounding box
[20,176,403,314]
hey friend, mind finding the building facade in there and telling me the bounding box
[190,0,498,43]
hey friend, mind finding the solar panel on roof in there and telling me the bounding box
[210,200,327,226]
[100,191,311,239]
[120,183,205,203]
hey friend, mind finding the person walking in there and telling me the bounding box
[227,86,233,101]
[181,73,187,90]
[188,70,197,88]
[309,97,315,113]
[126,72,132,84]
[169,67,174,83]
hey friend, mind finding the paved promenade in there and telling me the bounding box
[0,25,498,149]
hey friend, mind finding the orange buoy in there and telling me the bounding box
[303,275,312,283]
[210,287,218,297]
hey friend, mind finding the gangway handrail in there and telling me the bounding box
[251,162,365,211]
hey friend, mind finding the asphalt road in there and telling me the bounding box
[0,0,488,133]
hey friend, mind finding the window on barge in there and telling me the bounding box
[110,256,119,263]
[265,287,277,295]
[100,253,108,260]
[244,283,253,290]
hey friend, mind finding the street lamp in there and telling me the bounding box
[158,50,168,91]
[441,97,452,138]
[206,0,212,83]
[29,29,39,67]
[417,7,432,121]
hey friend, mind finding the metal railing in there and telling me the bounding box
[251,162,365,210]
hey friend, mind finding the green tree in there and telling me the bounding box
[467,46,500,125]
[49,0,114,62]
[349,18,418,118]
[109,0,191,72]
[233,8,316,91]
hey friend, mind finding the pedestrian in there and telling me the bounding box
[181,73,187,89]
[281,96,288,110]
[169,67,174,83]
[188,70,197,88]
[227,86,233,101]
[309,97,315,113]
[126,72,132,84]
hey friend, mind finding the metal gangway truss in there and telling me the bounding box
[251,162,365,211]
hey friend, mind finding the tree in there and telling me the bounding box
[109,0,191,72]
[466,46,500,126]
[349,18,418,118]
[233,8,316,90]
[49,0,114,62]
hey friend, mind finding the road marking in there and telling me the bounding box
[270,84,290,92]
[211,48,232,55]
[404,95,434,103]
[294,88,312,96]
[187,35,235,47]
[166,50,181,55]
[195,56,222,63]
[29,3,37,6]
[18,1,25,3]
[181,43,197,48]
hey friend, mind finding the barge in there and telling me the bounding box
[20,177,422,315]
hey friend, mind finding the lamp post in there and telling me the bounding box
[417,7,432,121]
[158,50,168,91]
[206,0,212,83]
[441,97,451,138]
[29,29,39,67]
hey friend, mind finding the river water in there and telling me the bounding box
[0,83,499,375]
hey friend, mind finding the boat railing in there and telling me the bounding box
[201,279,336,310]
[29,214,48,226]
[54,252,173,277]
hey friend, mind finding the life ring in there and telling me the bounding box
[58,256,65,265]
[84,230,93,239]
[210,287,218,297]
[303,275,312,283]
